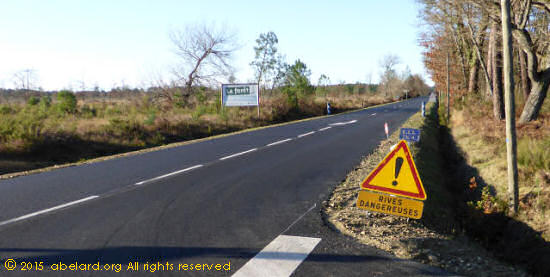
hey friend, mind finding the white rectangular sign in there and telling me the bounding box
[221,83,259,107]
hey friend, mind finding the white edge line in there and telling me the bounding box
[266,138,292,147]
[232,235,321,277]
[280,203,317,235]
[0,195,99,227]
[297,131,315,138]
[135,164,204,185]
[219,148,258,161]
[318,127,331,131]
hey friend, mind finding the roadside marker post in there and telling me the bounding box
[384,122,389,139]
[356,140,427,219]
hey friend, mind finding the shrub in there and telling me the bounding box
[144,110,156,126]
[27,96,39,106]
[39,95,52,112]
[56,90,77,114]
[192,105,207,120]
[80,104,97,118]
[0,105,13,115]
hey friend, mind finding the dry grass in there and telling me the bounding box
[450,95,550,240]
[0,88,394,175]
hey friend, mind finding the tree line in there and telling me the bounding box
[418,0,550,123]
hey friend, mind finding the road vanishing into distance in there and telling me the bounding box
[0,96,453,276]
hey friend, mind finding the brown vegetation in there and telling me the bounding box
[0,85,393,175]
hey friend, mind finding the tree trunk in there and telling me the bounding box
[519,81,550,122]
[465,18,491,98]
[501,0,519,214]
[519,50,531,101]
[512,28,550,123]
[486,26,494,98]
[452,23,468,89]
[447,53,450,121]
[468,59,479,94]
[492,22,505,120]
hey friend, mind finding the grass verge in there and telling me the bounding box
[444,95,550,276]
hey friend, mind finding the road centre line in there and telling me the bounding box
[318,126,331,131]
[329,119,357,126]
[371,113,376,116]
[267,138,293,147]
[135,164,204,185]
[297,131,315,138]
[219,148,258,161]
[232,235,321,277]
[0,195,99,227]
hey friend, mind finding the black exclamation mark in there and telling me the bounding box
[392,157,404,186]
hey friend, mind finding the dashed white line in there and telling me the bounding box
[219,148,258,160]
[297,131,315,138]
[329,119,357,126]
[232,235,321,277]
[318,126,331,131]
[0,195,99,227]
[267,138,293,147]
[135,164,204,185]
[371,113,376,116]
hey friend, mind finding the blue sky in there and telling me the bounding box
[0,0,427,90]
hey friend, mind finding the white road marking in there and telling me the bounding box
[297,131,315,138]
[329,119,357,126]
[267,138,292,147]
[371,113,376,116]
[135,164,204,185]
[318,126,331,131]
[280,203,316,235]
[0,196,99,227]
[232,235,321,277]
[219,148,257,161]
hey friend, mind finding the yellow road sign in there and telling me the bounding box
[360,140,427,200]
[356,190,424,219]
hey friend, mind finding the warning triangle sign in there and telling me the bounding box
[360,140,427,200]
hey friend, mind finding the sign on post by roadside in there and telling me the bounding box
[221,83,260,118]
[221,83,259,107]
[399,128,421,143]
[357,190,423,219]
[356,140,427,219]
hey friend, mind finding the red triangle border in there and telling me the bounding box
[360,140,426,200]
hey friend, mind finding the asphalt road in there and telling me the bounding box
[0,96,454,276]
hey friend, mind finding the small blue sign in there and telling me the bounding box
[399,128,421,142]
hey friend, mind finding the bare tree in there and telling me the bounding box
[169,23,238,102]
[12,69,38,92]
[379,54,402,98]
